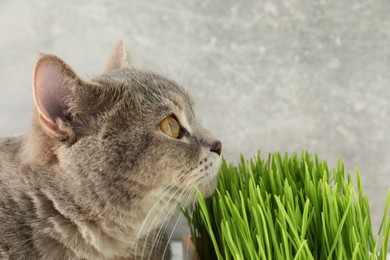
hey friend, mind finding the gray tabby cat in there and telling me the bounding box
[0,42,222,259]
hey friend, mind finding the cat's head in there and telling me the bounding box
[29,42,222,222]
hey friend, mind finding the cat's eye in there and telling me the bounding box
[160,116,180,139]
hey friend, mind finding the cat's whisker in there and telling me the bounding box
[161,188,197,260]
[134,173,186,257]
[143,176,198,260]
[153,173,205,258]
[136,162,210,259]
[151,189,192,257]
[141,184,188,259]
[133,174,184,234]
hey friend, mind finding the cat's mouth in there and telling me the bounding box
[169,152,222,208]
[192,153,222,198]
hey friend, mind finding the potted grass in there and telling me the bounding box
[184,151,390,260]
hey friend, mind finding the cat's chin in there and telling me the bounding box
[200,175,218,198]
[181,179,218,208]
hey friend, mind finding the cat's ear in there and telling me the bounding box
[33,55,81,140]
[102,40,130,73]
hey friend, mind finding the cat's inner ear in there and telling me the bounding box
[102,40,130,73]
[33,55,79,139]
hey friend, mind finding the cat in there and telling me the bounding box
[0,41,222,260]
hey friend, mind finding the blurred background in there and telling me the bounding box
[0,0,389,249]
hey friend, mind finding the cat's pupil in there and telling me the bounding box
[168,122,174,134]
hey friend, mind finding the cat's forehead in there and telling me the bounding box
[93,69,195,118]
[136,70,194,108]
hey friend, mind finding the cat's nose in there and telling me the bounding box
[210,141,222,156]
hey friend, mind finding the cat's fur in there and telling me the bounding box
[0,42,222,259]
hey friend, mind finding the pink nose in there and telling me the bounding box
[210,141,222,155]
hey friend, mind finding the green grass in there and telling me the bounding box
[184,151,390,260]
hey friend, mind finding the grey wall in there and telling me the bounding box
[0,0,389,240]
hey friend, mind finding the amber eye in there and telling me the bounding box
[160,116,180,139]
